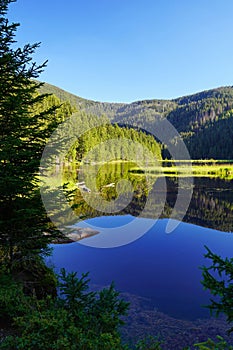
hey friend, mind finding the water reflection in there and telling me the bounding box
[48,162,233,321]
[62,162,233,233]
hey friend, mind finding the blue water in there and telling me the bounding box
[49,215,233,320]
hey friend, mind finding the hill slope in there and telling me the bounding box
[40,82,233,159]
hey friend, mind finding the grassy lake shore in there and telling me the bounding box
[129,160,233,179]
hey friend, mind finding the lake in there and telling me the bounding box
[47,162,233,344]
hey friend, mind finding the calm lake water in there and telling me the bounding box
[48,162,233,321]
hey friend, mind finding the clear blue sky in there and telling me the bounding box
[8,0,233,103]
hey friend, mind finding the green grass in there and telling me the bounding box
[129,161,233,179]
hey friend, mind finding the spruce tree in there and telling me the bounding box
[0,0,60,273]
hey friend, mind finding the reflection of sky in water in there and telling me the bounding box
[71,215,157,248]
[50,216,233,320]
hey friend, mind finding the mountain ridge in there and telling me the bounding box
[39,81,233,159]
[39,80,233,104]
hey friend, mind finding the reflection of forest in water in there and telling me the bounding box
[62,162,233,232]
[184,177,233,232]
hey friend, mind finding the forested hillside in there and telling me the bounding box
[72,118,162,162]
[169,87,233,159]
[40,82,233,159]
[35,87,162,163]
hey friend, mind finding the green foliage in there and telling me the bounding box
[0,272,29,323]
[201,246,233,334]
[58,268,129,335]
[58,268,95,309]
[193,335,233,349]
[135,335,163,349]
[0,269,129,350]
